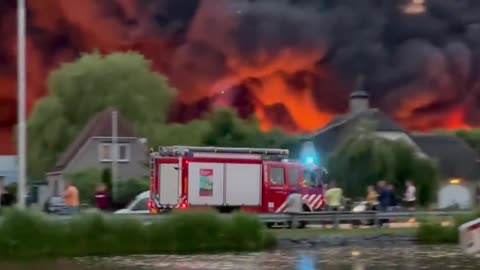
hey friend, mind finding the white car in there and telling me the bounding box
[114,191,150,215]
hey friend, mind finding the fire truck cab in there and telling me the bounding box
[148,146,326,214]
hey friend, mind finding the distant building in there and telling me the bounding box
[0,155,17,185]
[306,78,480,209]
[46,108,148,196]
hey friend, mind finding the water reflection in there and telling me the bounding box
[297,254,316,270]
[1,246,480,270]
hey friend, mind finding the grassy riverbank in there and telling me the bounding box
[0,209,275,260]
[417,210,480,244]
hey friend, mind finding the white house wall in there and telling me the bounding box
[438,178,480,209]
[64,138,148,181]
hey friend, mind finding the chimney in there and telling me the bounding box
[349,76,370,114]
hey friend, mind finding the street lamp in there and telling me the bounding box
[111,110,118,197]
[17,0,27,208]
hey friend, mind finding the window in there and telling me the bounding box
[269,167,285,185]
[99,144,112,161]
[118,144,129,162]
[99,143,130,162]
[131,198,149,211]
[289,168,299,187]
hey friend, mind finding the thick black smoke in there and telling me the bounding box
[140,0,480,129]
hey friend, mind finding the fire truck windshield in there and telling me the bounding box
[302,169,320,188]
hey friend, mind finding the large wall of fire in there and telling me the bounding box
[1,0,479,154]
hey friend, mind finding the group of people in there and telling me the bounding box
[285,179,417,213]
[366,180,417,212]
[44,181,112,214]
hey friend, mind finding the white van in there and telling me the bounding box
[114,191,150,215]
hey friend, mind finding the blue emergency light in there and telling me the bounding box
[304,156,315,165]
[300,140,319,165]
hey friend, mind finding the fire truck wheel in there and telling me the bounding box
[266,222,275,229]
[297,204,311,229]
[161,208,173,214]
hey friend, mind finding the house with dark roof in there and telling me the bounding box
[310,83,423,158]
[410,134,480,208]
[306,79,480,209]
[46,108,148,196]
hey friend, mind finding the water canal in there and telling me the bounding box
[2,246,479,270]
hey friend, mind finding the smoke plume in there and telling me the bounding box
[2,0,480,154]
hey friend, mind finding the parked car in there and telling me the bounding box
[43,196,69,215]
[114,191,150,215]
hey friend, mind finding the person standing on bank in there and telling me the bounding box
[404,180,417,223]
[366,185,379,211]
[325,182,343,211]
[377,180,390,226]
[285,188,303,228]
[63,181,80,215]
[95,183,111,211]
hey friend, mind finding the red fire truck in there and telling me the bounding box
[148,146,326,214]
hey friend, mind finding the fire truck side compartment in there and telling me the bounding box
[187,162,225,205]
[159,163,180,205]
[224,163,262,206]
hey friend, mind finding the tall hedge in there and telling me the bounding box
[0,209,276,260]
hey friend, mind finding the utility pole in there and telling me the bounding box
[111,110,118,198]
[17,0,27,208]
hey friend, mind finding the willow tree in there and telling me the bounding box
[202,109,300,150]
[327,120,439,206]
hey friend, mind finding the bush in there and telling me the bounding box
[113,178,150,207]
[101,168,113,194]
[0,209,275,260]
[417,210,480,244]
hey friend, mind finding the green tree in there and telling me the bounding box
[327,121,439,205]
[101,168,112,193]
[113,178,150,207]
[201,109,300,150]
[27,52,176,179]
[150,120,212,147]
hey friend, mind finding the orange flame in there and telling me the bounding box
[444,108,471,131]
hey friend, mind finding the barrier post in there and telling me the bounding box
[374,212,380,227]
[333,211,339,229]
[290,213,299,229]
